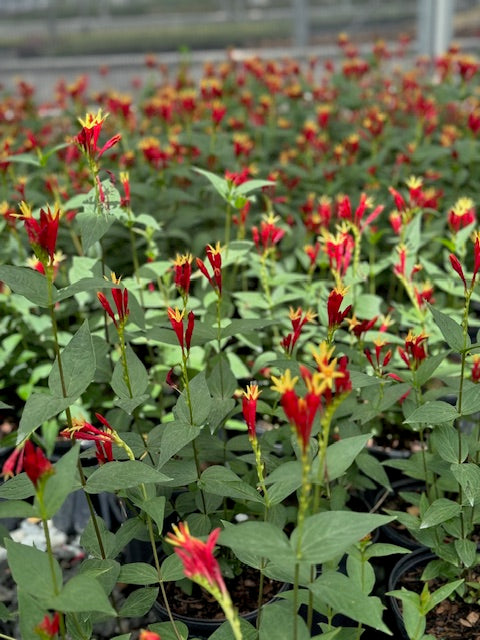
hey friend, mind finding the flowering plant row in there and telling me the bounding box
[1,34,480,639]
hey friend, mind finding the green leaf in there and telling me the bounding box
[118,586,158,617]
[77,207,116,253]
[210,618,258,640]
[6,539,61,600]
[51,574,117,615]
[42,444,79,519]
[85,461,171,493]
[56,276,120,302]
[0,265,54,307]
[290,512,394,564]
[454,539,477,568]
[322,434,371,481]
[48,321,95,399]
[0,474,35,499]
[364,543,411,559]
[356,452,391,489]
[265,460,302,505]
[428,303,469,352]
[259,602,311,640]
[147,621,189,640]
[199,466,264,503]
[160,553,185,582]
[78,558,121,596]
[430,424,466,464]
[157,421,201,469]
[17,393,76,442]
[174,371,212,426]
[111,344,148,399]
[235,179,275,195]
[193,166,229,199]
[426,579,464,613]
[403,401,459,426]
[415,352,450,387]
[0,499,36,519]
[419,498,462,528]
[219,521,292,561]
[450,462,480,506]
[134,495,165,534]
[459,384,480,416]
[310,571,390,633]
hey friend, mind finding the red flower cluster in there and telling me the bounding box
[75,109,121,161]
[280,307,316,355]
[251,213,285,254]
[167,307,195,354]
[196,243,223,294]
[20,202,60,265]
[35,611,60,639]
[166,523,227,596]
[60,414,116,465]
[398,331,429,371]
[2,440,54,489]
[327,287,351,332]
[172,252,193,298]
[97,273,129,329]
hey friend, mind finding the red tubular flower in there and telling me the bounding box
[472,355,480,383]
[97,273,129,329]
[60,416,115,465]
[166,523,227,596]
[167,308,195,353]
[346,314,378,340]
[23,441,54,489]
[21,203,60,264]
[120,171,131,208]
[398,330,428,371]
[388,186,407,213]
[35,611,60,639]
[327,287,351,330]
[2,443,26,479]
[172,253,193,297]
[75,109,121,161]
[139,631,161,640]
[167,307,186,350]
[449,253,467,289]
[196,242,223,294]
[270,370,323,453]
[322,228,354,280]
[242,383,261,439]
[281,307,316,355]
[251,213,285,254]
[447,197,476,234]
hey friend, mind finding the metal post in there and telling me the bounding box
[417,0,455,58]
[292,0,309,49]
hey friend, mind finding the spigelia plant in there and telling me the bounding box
[0,35,480,640]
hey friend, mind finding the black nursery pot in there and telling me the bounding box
[387,548,436,640]
[371,478,426,551]
[153,579,289,639]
